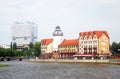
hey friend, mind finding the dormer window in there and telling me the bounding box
[24,36,27,40]
[94,35,97,39]
[89,35,92,39]
[84,36,86,40]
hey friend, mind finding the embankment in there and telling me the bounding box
[30,59,120,65]
[30,59,111,64]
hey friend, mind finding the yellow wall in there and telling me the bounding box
[41,42,53,53]
[47,42,53,53]
[59,45,78,53]
[98,34,110,55]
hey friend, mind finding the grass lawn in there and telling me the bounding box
[0,64,9,67]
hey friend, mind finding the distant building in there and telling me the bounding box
[58,39,79,58]
[78,30,110,55]
[0,44,10,49]
[11,21,38,50]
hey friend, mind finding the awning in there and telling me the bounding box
[59,52,76,54]
[73,54,95,57]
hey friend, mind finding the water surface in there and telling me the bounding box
[0,60,120,79]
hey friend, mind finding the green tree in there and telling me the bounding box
[22,47,34,57]
[117,42,120,54]
[34,42,41,57]
[29,42,34,49]
[0,48,5,57]
[13,43,17,50]
[110,42,120,54]
[10,42,13,50]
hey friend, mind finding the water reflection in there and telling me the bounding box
[0,60,120,79]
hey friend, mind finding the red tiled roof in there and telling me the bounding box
[41,39,53,45]
[59,39,79,46]
[79,30,109,39]
[80,32,84,39]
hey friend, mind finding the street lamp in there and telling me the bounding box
[118,49,120,51]
[32,52,34,58]
[101,50,104,60]
[118,49,120,55]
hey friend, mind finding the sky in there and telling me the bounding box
[0,0,120,45]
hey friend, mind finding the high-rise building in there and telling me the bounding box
[11,21,38,50]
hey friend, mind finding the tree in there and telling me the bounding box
[34,42,41,57]
[13,43,17,50]
[110,42,120,54]
[0,48,5,57]
[29,42,34,49]
[111,42,118,53]
[117,42,120,54]
[10,42,13,50]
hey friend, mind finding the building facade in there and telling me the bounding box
[0,44,10,49]
[41,39,53,58]
[41,39,53,54]
[78,30,110,56]
[40,26,64,58]
[58,39,79,58]
[11,21,38,50]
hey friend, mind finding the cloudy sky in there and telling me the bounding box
[0,0,120,45]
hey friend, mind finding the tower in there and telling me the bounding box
[53,26,64,51]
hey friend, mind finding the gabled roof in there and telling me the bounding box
[79,30,109,39]
[80,32,84,39]
[59,39,79,46]
[41,39,53,45]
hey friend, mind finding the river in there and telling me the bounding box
[0,60,120,79]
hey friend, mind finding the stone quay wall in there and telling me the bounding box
[30,58,110,63]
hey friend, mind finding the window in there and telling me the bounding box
[81,46,83,48]
[81,50,83,52]
[24,36,27,40]
[80,37,83,40]
[89,41,90,43]
[84,36,86,40]
[81,41,83,44]
[13,37,16,40]
[93,40,97,43]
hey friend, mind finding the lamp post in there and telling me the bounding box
[101,50,103,60]
[118,48,120,54]
[118,49,120,52]
[32,52,34,58]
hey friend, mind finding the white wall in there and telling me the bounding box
[53,36,63,51]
